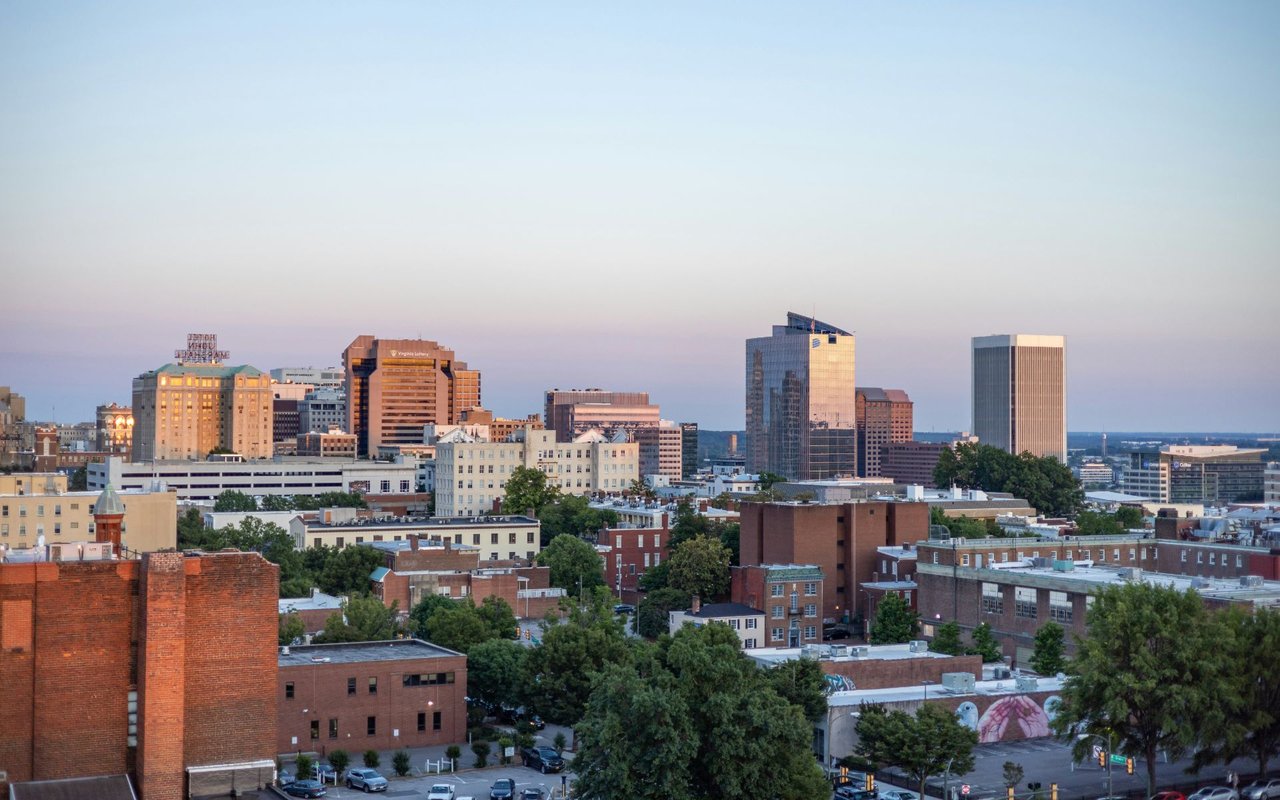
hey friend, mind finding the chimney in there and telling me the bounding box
[691,594,701,614]
[408,533,419,551]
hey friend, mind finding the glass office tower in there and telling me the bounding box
[745,313,856,480]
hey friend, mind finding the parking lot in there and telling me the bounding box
[277,764,573,799]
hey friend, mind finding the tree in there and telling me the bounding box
[930,507,1000,539]
[327,749,350,777]
[345,594,399,641]
[933,443,1083,517]
[295,754,315,780]
[467,638,527,709]
[1114,506,1144,529]
[930,621,964,656]
[1002,761,1024,789]
[279,613,305,646]
[635,587,691,639]
[869,593,919,644]
[573,661,697,800]
[503,466,560,515]
[497,736,514,765]
[758,472,787,490]
[363,749,380,768]
[1194,607,1280,777]
[853,702,978,796]
[553,732,567,755]
[408,594,458,639]
[1050,582,1232,794]
[392,750,411,776]
[718,522,741,565]
[424,603,493,653]
[315,611,361,643]
[667,499,710,550]
[765,657,828,722]
[667,535,731,601]
[627,478,657,501]
[471,740,491,768]
[537,534,604,597]
[969,622,1002,663]
[538,495,619,546]
[261,494,295,511]
[213,489,258,512]
[637,559,670,592]
[1030,622,1066,675]
[177,507,208,549]
[68,466,87,491]
[476,595,518,641]
[293,491,367,510]
[522,601,631,723]
[318,545,384,596]
[1074,510,1124,536]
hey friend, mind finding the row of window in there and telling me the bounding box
[982,583,1084,623]
[770,604,819,619]
[0,522,80,537]
[1,503,80,517]
[769,582,818,597]
[768,626,818,641]
[307,711,442,740]
[285,671,456,702]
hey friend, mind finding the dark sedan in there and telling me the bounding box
[283,779,327,798]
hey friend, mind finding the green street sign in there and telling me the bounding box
[1109,754,1127,765]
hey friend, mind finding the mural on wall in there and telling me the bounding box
[824,674,855,693]
[956,694,1059,743]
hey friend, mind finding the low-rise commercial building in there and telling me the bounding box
[297,429,358,459]
[279,589,344,635]
[730,563,825,647]
[290,512,541,562]
[0,473,177,554]
[277,640,466,756]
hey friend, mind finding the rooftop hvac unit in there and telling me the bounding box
[1032,557,1051,568]
[851,646,870,658]
[1191,577,1212,589]
[1015,675,1039,692]
[909,640,929,653]
[1240,575,1264,588]
[830,644,850,658]
[1052,559,1075,572]
[941,672,976,693]
[991,667,1012,680]
[1120,567,1143,581]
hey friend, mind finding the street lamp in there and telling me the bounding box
[922,680,935,702]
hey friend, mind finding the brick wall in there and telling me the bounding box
[820,653,984,690]
[137,553,187,800]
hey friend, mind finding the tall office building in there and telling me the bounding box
[131,334,273,461]
[855,388,913,477]
[680,421,699,478]
[344,336,481,457]
[543,389,660,443]
[745,313,856,481]
[634,420,683,481]
[971,334,1066,462]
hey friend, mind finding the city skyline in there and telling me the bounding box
[2,2,1278,432]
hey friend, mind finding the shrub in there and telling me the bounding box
[327,750,350,777]
[472,740,491,768]
[553,732,567,754]
[295,754,315,781]
[392,750,411,777]
[497,736,514,765]
[363,749,380,769]
[445,744,461,762]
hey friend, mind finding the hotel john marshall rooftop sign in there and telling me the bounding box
[175,333,230,365]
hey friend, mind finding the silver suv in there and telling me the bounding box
[1242,780,1280,800]
[345,768,389,792]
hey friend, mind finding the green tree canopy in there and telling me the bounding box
[718,522,741,566]
[765,657,829,722]
[503,466,560,515]
[930,621,964,655]
[537,534,604,597]
[408,594,459,638]
[851,702,978,796]
[424,602,495,653]
[476,595,519,641]
[279,613,305,646]
[869,593,919,644]
[1050,582,1234,793]
[538,495,618,546]
[636,586,691,639]
[213,489,258,512]
[522,599,631,724]
[667,535,732,601]
[930,507,1002,539]
[637,559,670,592]
[667,499,710,550]
[467,638,528,710]
[292,492,367,510]
[345,594,400,640]
[318,545,384,596]
[968,622,1002,663]
[1194,607,1280,777]
[1029,622,1066,675]
[934,443,1083,517]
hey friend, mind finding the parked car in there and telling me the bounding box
[1188,788,1239,800]
[521,790,546,800]
[278,770,295,786]
[1242,781,1280,800]
[490,778,517,800]
[834,788,877,800]
[614,603,635,614]
[527,713,546,730]
[522,745,565,774]
[345,767,389,792]
[315,763,338,782]
[883,791,919,800]
[1151,792,1187,800]
[283,780,328,798]
[427,784,457,800]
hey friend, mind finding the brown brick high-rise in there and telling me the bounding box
[0,551,278,797]
[738,501,929,624]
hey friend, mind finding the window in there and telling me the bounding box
[804,603,817,617]
[418,712,426,732]
[329,718,338,739]
[528,532,536,544]
[904,591,912,605]
[745,638,757,648]
[1128,548,1136,561]
[1015,587,1037,619]
[1237,554,1244,568]
[746,618,757,629]
[804,625,817,639]
[961,554,970,566]
[491,533,499,544]
[981,582,1003,615]
[348,677,356,696]
[433,711,442,731]
[369,677,377,695]
[1181,549,1188,563]
[1050,591,1072,623]
[772,605,784,619]
[310,720,319,740]
[285,682,294,699]
[804,582,817,596]
[403,672,456,686]
[771,627,784,641]
[1209,553,1216,566]
[1197,553,1203,564]
[932,553,939,565]
[367,716,376,736]
[771,583,783,597]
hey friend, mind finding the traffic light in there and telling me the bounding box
[1126,757,1135,775]
[866,774,875,792]
[1097,750,1107,767]
[524,628,531,640]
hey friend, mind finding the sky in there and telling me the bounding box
[2,2,1278,433]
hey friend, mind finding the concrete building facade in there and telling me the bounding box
[972,334,1066,462]
[543,389,659,443]
[96,403,134,459]
[344,336,481,457]
[634,422,683,481]
[290,512,541,561]
[0,474,177,554]
[855,388,913,478]
[1121,446,1266,504]
[132,362,273,461]
[746,313,857,481]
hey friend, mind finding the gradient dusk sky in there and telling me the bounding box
[2,2,1278,432]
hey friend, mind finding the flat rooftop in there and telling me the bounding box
[970,562,1280,606]
[368,539,480,553]
[302,515,537,530]
[278,639,461,667]
[278,591,342,613]
[748,642,956,667]
[825,674,1067,707]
